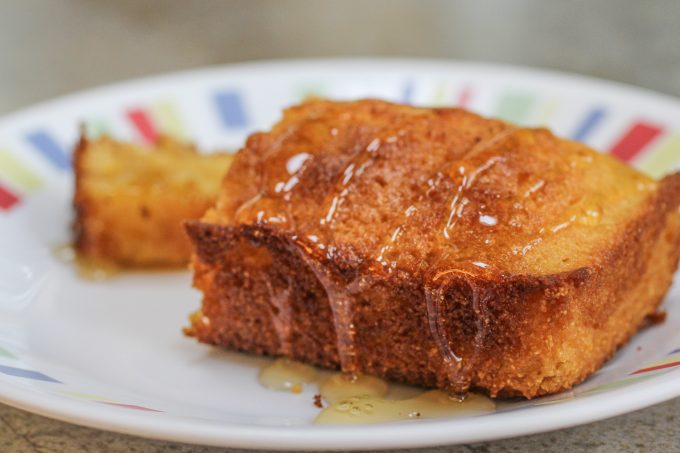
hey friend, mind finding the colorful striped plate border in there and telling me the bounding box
[0,59,678,449]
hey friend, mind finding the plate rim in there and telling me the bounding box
[1,57,679,450]
[2,361,679,450]
[2,56,680,128]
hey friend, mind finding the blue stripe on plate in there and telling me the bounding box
[570,107,606,142]
[214,91,248,128]
[0,364,61,383]
[402,80,414,104]
[25,130,70,170]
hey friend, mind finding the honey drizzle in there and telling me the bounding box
[264,279,294,355]
[320,137,380,227]
[441,127,515,234]
[368,129,519,390]
[511,207,603,257]
[443,155,505,239]
[232,148,317,354]
[424,265,497,392]
[233,193,263,223]
[416,130,518,389]
[424,281,463,384]
[53,244,120,280]
[374,203,419,272]
[288,137,384,375]
[294,242,362,375]
[258,358,318,394]
[319,372,389,403]
[257,359,496,425]
[315,390,495,425]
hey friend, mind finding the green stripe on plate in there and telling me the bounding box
[294,83,327,100]
[495,91,535,124]
[0,346,16,359]
[84,119,112,139]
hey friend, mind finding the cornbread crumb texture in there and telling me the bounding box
[74,135,233,266]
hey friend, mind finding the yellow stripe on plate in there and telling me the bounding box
[535,98,560,126]
[636,354,680,370]
[0,150,42,191]
[637,134,680,178]
[152,101,185,139]
[58,390,113,402]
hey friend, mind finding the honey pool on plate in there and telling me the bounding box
[259,358,495,425]
[53,244,120,280]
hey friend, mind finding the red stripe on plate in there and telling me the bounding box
[456,86,472,108]
[126,108,158,143]
[609,121,663,162]
[99,401,162,412]
[0,184,19,210]
[630,360,680,376]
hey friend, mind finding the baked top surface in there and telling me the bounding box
[75,136,232,198]
[205,99,657,278]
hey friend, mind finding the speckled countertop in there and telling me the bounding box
[1,1,679,451]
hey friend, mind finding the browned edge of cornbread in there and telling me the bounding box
[185,172,680,398]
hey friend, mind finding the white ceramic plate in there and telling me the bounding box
[0,59,679,450]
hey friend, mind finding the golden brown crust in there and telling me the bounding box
[185,99,680,398]
[73,135,232,266]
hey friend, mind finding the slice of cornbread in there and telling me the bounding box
[185,99,680,399]
[74,135,232,266]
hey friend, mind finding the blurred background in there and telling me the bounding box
[1,0,679,115]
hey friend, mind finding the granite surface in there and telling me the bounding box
[1,0,679,451]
